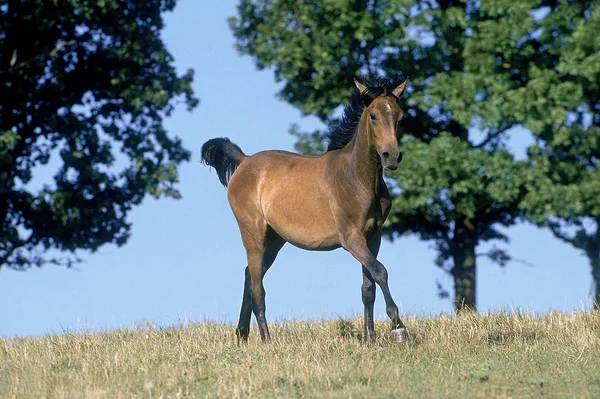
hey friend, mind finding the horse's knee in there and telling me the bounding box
[372,263,389,284]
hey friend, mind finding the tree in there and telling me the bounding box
[424,0,599,309]
[0,0,198,270]
[507,0,600,309]
[229,0,541,312]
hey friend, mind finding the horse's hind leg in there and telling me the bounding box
[236,266,253,343]
[237,222,284,342]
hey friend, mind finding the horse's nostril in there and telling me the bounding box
[382,151,390,158]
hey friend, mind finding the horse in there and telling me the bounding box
[201,77,409,343]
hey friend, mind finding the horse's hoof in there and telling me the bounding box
[390,327,409,344]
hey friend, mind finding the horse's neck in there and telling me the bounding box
[345,116,383,194]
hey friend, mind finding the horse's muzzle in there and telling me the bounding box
[382,151,402,170]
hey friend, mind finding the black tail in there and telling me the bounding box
[201,137,247,187]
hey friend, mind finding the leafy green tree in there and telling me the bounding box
[502,0,600,309]
[0,0,198,270]
[229,0,546,312]
[424,0,600,308]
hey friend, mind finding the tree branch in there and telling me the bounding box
[472,122,516,149]
[548,222,581,249]
[477,248,533,268]
[0,40,76,75]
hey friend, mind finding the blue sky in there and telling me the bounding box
[0,0,595,338]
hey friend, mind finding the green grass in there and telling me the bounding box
[2,312,599,398]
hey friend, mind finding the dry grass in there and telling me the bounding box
[1,312,600,398]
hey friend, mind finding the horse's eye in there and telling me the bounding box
[369,112,377,121]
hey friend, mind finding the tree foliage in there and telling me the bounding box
[434,0,600,308]
[0,0,198,270]
[507,1,600,308]
[229,0,597,310]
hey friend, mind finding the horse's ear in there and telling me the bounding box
[354,79,367,94]
[392,78,409,98]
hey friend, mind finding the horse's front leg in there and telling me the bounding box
[361,265,376,342]
[361,235,382,342]
[343,231,408,343]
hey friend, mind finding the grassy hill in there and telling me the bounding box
[2,312,599,398]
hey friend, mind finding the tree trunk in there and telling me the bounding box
[589,226,600,310]
[587,222,600,310]
[588,252,600,310]
[452,218,477,313]
[594,268,600,311]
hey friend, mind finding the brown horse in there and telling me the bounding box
[201,77,409,343]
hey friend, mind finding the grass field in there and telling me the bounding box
[1,312,599,398]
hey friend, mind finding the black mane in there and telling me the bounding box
[326,77,403,151]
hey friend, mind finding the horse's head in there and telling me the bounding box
[355,78,408,171]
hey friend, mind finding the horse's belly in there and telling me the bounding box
[281,227,341,251]
[264,202,340,251]
[274,225,341,251]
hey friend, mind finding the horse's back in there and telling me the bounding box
[227,149,324,190]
